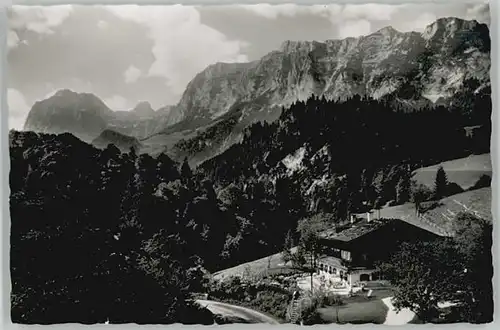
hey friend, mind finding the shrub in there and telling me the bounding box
[252,290,291,319]
[300,299,323,325]
[411,182,433,213]
[318,294,344,308]
[446,182,464,196]
[207,276,292,320]
[311,279,344,308]
[470,174,491,190]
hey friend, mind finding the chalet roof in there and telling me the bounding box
[318,218,397,242]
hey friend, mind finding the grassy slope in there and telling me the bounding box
[212,247,298,280]
[366,187,492,236]
[215,186,492,279]
[413,153,491,190]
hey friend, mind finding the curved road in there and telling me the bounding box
[382,297,415,325]
[196,300,280,324]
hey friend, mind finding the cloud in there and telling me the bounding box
[97,20,109,29]
[466,3,490,24]
[238,3,489,38]
[341,4,399,21]
[106,5,248,95]
[240,4,303,19]
[8,30,20,49]
[241,4,342,20]
[327,4,400,38]
[397,12,437,32]
[241,4,398,22]
[103,95,129,110]
[124,65,142,84]
[241,4,401,38]
[9,5,74,34]
[339,19,371,38]
[7,89,31,130]
[8,5,73,53]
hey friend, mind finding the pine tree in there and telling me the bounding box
[396,170,412,205]
[296,214,329,294]
[180,157,192,179]
[434,166,448,200]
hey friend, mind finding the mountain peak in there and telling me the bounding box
[434,16,470,25]
[374,26,399,36]
[24,89,112,141]
[45,89,109,109]
[54,89,78,97]
[422,16,483,40]
[421,16,489,54]
[132,101,154,116]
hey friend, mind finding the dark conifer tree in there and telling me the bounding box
[180,157,192,179]
[434,166,449,200]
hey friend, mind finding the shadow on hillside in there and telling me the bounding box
[419,201,444,214]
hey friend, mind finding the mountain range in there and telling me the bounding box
[23,90,170,142]
[22,17,490,164]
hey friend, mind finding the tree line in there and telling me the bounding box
[199,88,491,224]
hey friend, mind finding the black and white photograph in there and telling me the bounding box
[6,2,493,325]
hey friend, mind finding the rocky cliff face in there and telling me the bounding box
[146,17,489,164]
[159,17,490,132]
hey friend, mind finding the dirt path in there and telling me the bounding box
[196,300,280,324]
[382,297,415,325]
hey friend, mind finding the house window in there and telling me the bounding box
[340,270,344,277]
[332,268,337,275]
[341,250,351,261]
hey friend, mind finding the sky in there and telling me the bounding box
[7,2,490,130]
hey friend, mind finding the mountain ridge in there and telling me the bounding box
[159,17,489,132]
[22,17,490,163]
[147,17,489,164]
[24,90,172,142]
[91,129,143,152]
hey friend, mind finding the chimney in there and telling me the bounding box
[367,212,371,222]
[350,215,355,224]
